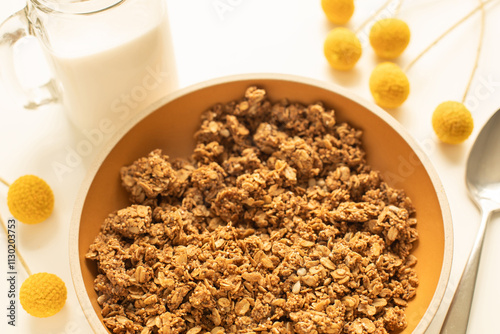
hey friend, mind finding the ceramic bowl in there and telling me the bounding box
[69,73,453,334]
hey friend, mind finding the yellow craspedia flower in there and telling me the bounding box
[20,273,67,318]
[370,18,411,59]
[7,175,54,224]
[321,0,355,25]
[432,101,474,144]
[324,27,362,71]
[369,62,410,108]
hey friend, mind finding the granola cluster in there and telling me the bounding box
[86,87,419,334]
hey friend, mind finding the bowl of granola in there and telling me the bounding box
[70,73,452,334]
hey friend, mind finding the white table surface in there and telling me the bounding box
[1,0,500,333]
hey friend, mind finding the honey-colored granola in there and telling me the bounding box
[87,87,419,334]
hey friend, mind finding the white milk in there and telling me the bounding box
[43,1,177,129]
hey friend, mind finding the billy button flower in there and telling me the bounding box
[20,273,67,318]
[6,175,54,224]
[324,27,362,71]
[369,62,410,109]
[321,0,355,25]
[432,101,474,144]
[369,18,411,59]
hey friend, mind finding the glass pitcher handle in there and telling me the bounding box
[0,6,59,109]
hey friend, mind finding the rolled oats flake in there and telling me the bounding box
[297,268,307,277]
[292,281,301,294]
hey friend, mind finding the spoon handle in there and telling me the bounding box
[440,209,492,334]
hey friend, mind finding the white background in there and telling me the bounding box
[1,0,500,333]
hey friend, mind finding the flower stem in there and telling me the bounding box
[394,0,404,16]
[0,177,10,188]
[355,0,397,34]
[405,0,497,72]
[462,0,485,103]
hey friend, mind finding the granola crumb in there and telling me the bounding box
[87,86,418,334]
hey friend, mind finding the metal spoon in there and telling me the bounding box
[440,109,500,333]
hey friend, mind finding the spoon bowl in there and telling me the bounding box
[466,110,500,207]
[441,109,500,333]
